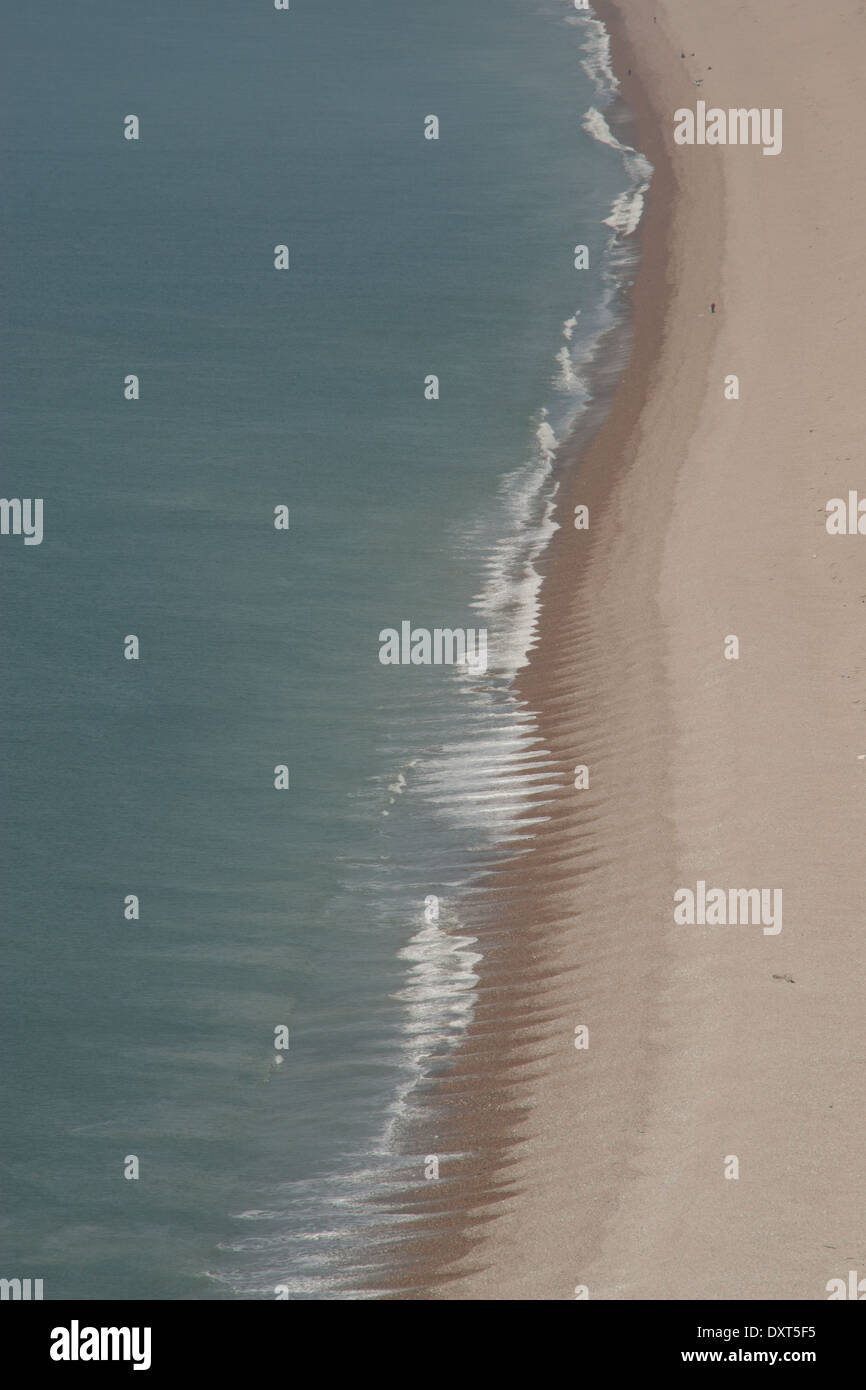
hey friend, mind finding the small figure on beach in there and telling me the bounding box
[710,303,716,313]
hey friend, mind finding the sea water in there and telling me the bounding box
[0,0,649,1298]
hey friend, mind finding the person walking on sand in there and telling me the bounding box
[710,302,716,313]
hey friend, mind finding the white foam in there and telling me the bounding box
[386,771,406,798]
[381,904,482,1143]
[581,107,653,242]
[556,344,580,389]
[604,187,646,236]
[579,16,619,95]
[582,104,629,152]
[535,418,559,465]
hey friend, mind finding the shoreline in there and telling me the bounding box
[382,0,866,1300]
[376,0,704,1297]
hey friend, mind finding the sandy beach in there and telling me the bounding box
[390,0,866,1299]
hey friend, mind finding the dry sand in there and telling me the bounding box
[389,0,866,1299]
